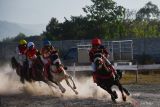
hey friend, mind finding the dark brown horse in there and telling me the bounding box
[93,53,130,103]
[11,56,57,91]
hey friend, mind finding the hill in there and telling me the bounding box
[0,21,46,40]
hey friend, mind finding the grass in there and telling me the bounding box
[120,72,160,84]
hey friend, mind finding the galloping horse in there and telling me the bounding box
[49,54,78,95]
[11,56,56,89]
[92,53,130,102]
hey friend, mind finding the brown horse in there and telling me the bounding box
[11,56,57,91]
[49,54,78,95]
[93,53,130,103]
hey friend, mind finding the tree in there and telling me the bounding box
[13,33,26,41]
[136,1,160,21]
[44,17,62,40]
[125,9,136,21]
[83,0,125,22]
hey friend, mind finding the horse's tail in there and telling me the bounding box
[11,57,19,69]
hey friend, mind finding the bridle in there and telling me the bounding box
[94,53,105,70]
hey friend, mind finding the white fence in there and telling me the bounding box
[67,64,160,71]
[67,64,160,83]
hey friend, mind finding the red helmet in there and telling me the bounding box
[91,38,101,46]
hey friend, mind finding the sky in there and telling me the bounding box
[0,0,160,25]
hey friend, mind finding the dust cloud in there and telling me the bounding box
[0,64,22,94]
[0,64,125,102]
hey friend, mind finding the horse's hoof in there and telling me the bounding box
[61,89,66,93]
[123,96,126,101]
[113,91,118,99]
[126,91,130,96]
[73,86,77,89]
[111,96,117,103]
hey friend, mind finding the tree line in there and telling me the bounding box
[2,0,160,42]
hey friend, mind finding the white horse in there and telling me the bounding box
[49,54,78,95]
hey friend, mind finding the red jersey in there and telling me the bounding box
[26,48,38,60]
[41,46,58,57]
[18,45,27,55]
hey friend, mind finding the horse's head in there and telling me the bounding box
[50,54,68,73]
[50,54,61,65]
[93,53,104,70]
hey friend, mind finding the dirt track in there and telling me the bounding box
[1,94,133,107]
[1,84,160,107]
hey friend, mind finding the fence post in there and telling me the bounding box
[73,62,76,79]
[136,65,139,83]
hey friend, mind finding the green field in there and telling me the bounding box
[121,71,160,84]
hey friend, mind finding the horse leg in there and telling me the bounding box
[115,81,126,101]
[57,82,66,93]
[67,75,77,89]
[98,83,117,103]
[44,80,57,89]
[105,87,118,103]
[46,83,55,95]
[106,88,117,103]
[45,80,58,94]
[122,87,130,96]
[65,79,78,95]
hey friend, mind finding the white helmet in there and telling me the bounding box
[27,42,35,48]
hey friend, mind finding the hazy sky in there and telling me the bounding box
[0,0,160,24]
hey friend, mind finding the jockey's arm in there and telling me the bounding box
[36,49,41,56]
[101,48,112,65]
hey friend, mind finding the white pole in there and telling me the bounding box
[73,62,76,79]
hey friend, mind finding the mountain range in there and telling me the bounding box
[0,21,46,40]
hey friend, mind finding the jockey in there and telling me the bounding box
[26,42,39,78]
[40,40,59,80]
[89,37,109,71]
[89,37,118,82]
[16,39,28,83]
[16,39,28,66]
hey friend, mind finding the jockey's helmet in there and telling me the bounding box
[27,42,35,49]
[43,40,51,46]
[19,39,27,45]
[91,38,102,46]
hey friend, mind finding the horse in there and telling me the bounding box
[49,54,78,95]
[92,53,130,102]
[11,56,57,92]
